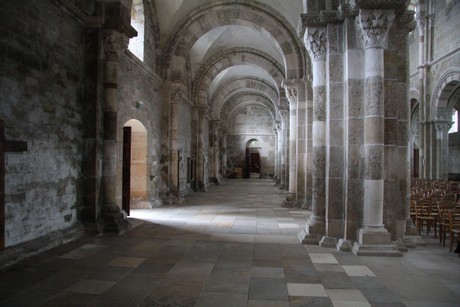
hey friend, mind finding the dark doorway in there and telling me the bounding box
[250,152,260,174]
[122,126,131,216]
[413,148,419,178]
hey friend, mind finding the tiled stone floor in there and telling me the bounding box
[1,179,459,306]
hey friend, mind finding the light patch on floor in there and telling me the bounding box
[287,283,328,297]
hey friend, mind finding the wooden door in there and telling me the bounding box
[250,152,260,174]
[122,127,131,216]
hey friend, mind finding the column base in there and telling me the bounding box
[399,235,426,248]
[279,184,286,190]
[298,219,325,245]
[405,217,418,236]
[282,193,296,208]
[352,227,402,256]
[352,242,403,257]
[101,206,131,234]
[209,177,220,185]
[298,229,320,244]
[319,236,337,248]
[336,239,352,252]
[197,182,207,192]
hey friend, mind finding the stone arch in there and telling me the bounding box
[162,0,306,79]
[193,48,284,105]
[430,68,460,120]
[211,77,278,119]
[221,93,276,125]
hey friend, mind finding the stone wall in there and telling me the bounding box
[0,0,86,246]
[226,106,275,178]
[118,53,164,207]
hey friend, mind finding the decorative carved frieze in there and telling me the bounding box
[356,9,395,48]
[104,30,128,61]
[303,27,327,61]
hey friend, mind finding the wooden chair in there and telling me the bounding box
[416,201,436,236]
[448,208,460,253]
[437,201,456,246]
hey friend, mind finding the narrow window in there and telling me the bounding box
[128,0,145,61]
[449,110,458,134]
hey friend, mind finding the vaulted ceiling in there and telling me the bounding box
[152,0,307,127]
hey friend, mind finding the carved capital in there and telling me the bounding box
[282,82,298,106]
[104,30,128,61]
[356,9,395,48]
[303,27,327,61]
[338,3,359,19]
[397,10,416,33]
[433,120,453,133]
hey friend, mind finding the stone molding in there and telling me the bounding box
[351,0,408,10]
[104,30,129,61]
[356,9,395,49]
[303,27,327,61]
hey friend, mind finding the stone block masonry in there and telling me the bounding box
[0,0,86,247]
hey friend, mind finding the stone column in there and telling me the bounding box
[210,119,221,185]
[220,125,228,180]
[352,8,400,255]
[197,106,209,191]
[282,82,298,207]
[274,120,282,186]
[169,90,183,203]
[101,30,130,232]
[433,120,452,180]
[300,26,327,244]
[279,109,289,190]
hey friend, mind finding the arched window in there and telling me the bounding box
[128,0,145,61]
[449,110,458,134]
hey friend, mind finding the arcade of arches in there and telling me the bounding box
[0,0,459,264]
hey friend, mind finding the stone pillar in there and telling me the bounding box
[299,26,327,244]
[433,120,453,180]
[169,90,183,204]
[210,119,221,185]
[101,30,130,232]
[279,109,289,190]
[196,106,209,191]
[274,120,282,186]
[282,81,298,207]
[220,125,228,180]
[352,8,400,256]
[296,81,308,209]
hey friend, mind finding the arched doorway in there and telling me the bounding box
[246,139,261,179]
[123,119,148,216]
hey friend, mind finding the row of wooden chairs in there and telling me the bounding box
[410,199,460,253]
